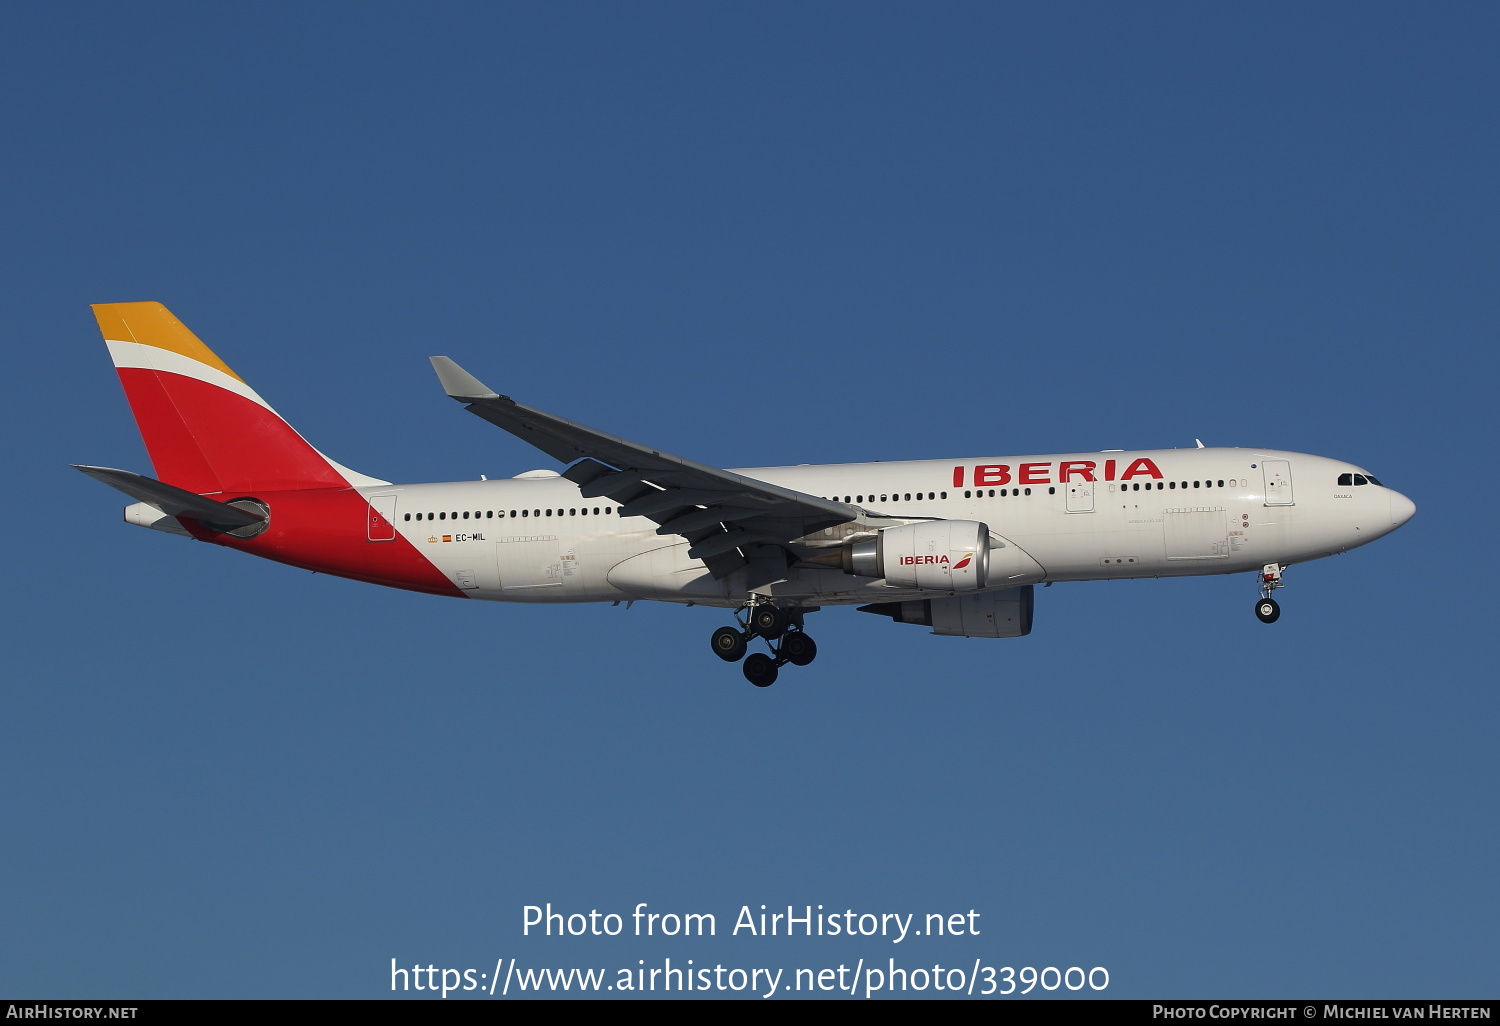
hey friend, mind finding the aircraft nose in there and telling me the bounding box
[1389,490,1416,528]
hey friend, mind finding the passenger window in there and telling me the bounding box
[403,513,411,521]
[463,511,470,519]
[439,512,446,520]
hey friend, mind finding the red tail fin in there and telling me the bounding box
[93,302,384,493]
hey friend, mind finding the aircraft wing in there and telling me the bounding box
[430,357,858,578]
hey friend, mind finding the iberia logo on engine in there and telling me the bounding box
[900,554,973,569]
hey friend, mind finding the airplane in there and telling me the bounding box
[77,302,1417,686]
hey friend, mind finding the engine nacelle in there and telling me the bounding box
[859,586,1035,638]
[843,520,990,592]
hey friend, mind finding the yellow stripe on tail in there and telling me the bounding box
[92,301,244,383]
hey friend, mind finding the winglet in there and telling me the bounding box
[429,357,501,401]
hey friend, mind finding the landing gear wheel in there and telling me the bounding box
[743,652,779,687]
[711,626,748,662]
[751,605,789,640]
[1255,598,1281,623]
[780,632,817,667]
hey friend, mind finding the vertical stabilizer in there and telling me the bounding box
[93,302,385,493]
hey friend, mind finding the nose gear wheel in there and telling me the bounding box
[1254,563,1285,624]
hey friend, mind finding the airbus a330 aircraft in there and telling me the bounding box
[79,302,1416,686]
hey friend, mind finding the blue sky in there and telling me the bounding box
[2,1,1495,999]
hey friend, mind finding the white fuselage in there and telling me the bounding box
[362,447,1413,608]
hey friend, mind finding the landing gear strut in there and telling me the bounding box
[1255,563,1284,624]
[708,602,818,686]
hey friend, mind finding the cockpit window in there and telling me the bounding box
[1365,474,1382,486]
[1338,473,1353,486]
[1353,474,1369,486]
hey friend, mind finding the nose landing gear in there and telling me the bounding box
[1255,563,1284,623]
[709,602,818,686]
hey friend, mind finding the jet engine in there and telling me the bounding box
[840,520,990,592]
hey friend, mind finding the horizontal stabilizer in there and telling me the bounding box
[72,465,266,529]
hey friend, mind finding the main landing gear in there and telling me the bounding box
[1255,563,1284,624]
[710,603,818,687]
